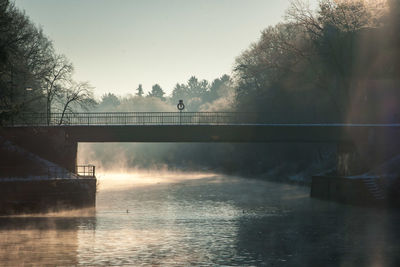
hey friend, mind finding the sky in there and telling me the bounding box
[14,0,318,98]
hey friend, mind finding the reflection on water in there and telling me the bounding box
[0,215,96,266]
[1,172,400,266]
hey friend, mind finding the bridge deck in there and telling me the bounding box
[3,112,400,143]
[4,124,399,144]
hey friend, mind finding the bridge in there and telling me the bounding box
[4,111,400,142]
[1,112,400,175]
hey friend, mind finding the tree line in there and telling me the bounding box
[3,0,400,181]
[96,74,233,112]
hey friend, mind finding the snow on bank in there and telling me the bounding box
[348,154,400,180]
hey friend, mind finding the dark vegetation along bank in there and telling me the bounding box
[1,0,400,184]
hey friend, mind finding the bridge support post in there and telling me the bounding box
[62,137,78,173]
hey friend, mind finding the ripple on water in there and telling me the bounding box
[1,175,400,266]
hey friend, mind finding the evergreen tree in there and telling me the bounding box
[136,84,144,97]
[147,84,165,100]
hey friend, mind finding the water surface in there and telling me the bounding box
[1,173,399,266]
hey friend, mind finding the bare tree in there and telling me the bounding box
[42,54,73,124]
[285,0,374,115]
[57,81,95,125]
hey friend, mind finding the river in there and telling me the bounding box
[0,172,399,266]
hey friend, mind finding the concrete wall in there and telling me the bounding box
[0,127,77,172]
[0,178,96,215]
[310,176,383,206]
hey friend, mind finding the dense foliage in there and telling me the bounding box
[234,0,399,122]
[94,74,234,113]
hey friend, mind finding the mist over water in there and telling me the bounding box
[97,171,218,191]
[1,170,400,266]
[2,0,400,265]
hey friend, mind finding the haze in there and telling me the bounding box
[14,0,317,97]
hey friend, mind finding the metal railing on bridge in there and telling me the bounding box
[6,112,269,126]
[76,165,96,178]
[9,112,397,126]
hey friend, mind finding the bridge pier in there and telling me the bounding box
[0,127,78,173]
[0,127,98,215]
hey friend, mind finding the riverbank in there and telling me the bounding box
[0,178,96,215]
